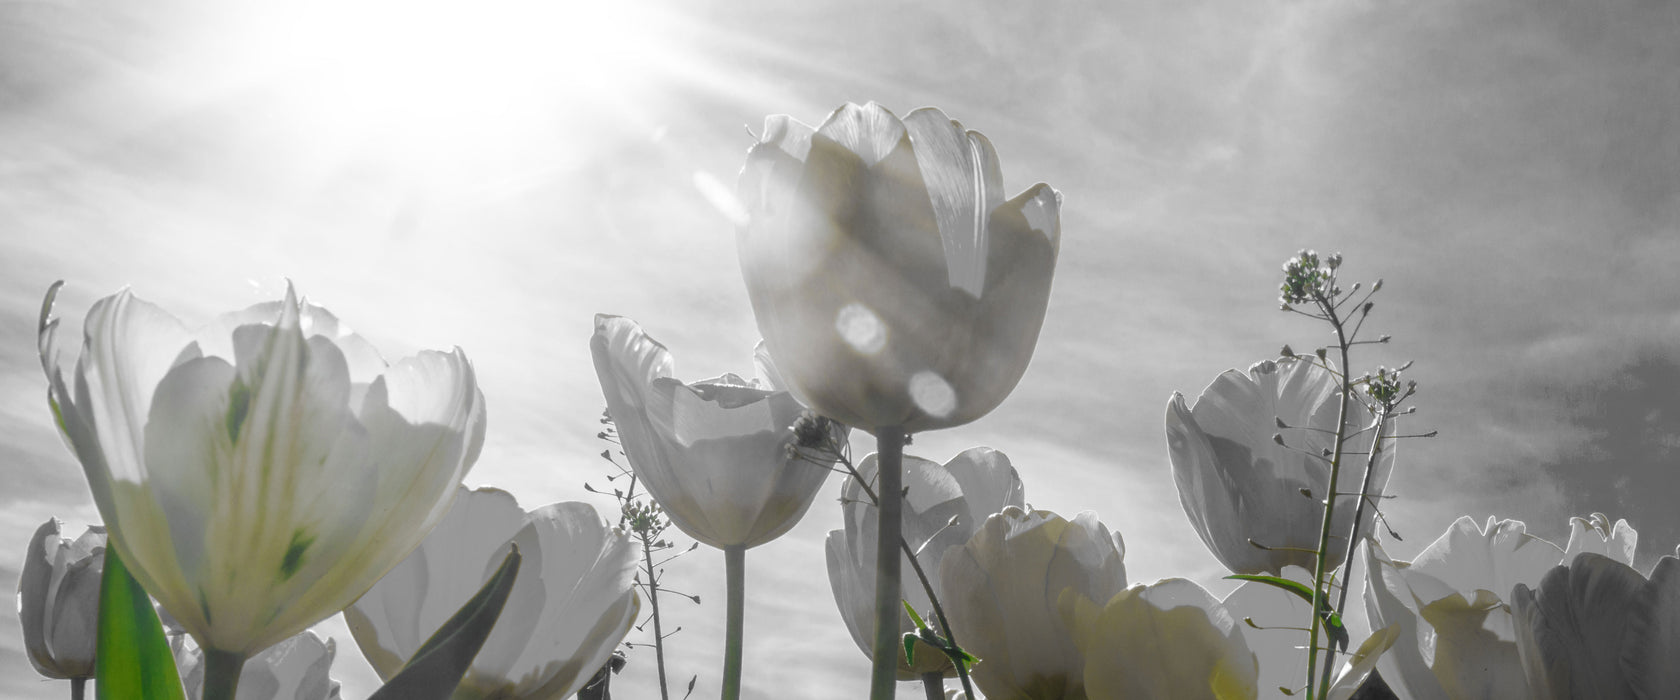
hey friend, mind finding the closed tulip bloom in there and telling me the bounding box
[18,518,105,681]
[1058,579,1259,700]
[826,447,1025,678]
[37,283,487,658]
[347,487,640,700]
[173,630,342,700]
[591,314,842,549]
[1511,552,1680,700]
[1167,357,1395,575]
[735,101,1061,433]
[1363,515,1637,700]
[939,507,1127,700]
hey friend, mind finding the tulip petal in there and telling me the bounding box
[1624,556,1680,699]
[1511,554,1642,699]
[1363,541,1453,700]
[1066,580,1259,700]
[901,107,1004,298]
[1562,513,1638,567]
[1223,564,1316,698]
[1409,516,1562,609]
[489,502,638,698]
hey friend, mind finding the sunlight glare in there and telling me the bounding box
[235,0,670,171]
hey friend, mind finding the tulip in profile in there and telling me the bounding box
[1167,357,1394,575]
[734,101,1060,433]
[1511,552,1679,699]
[591,314,843,699]
[38,283,487,697]
[347,487,640,700]
[18,518,105,693]
[591,314,841,550]
[939,507,1127,699]
[826,447,1024,680]
[737,100,1060,699]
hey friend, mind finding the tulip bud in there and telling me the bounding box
[17,518,106,681]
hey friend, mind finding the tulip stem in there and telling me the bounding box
[869,427,906,700]
[921,672,944,700]
[721,545,746,700]
[202,647,245,700]
[70,678,85,700]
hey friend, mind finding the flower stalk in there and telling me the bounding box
[721,545,746,700]
[869,427,906,700]
[201,648,245,700]
[921,672,944,700]
[70,679,85,700]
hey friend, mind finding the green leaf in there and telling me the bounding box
[902,632,918,665]
[1225,574,1348,651]
[368,545,522,700]
[96,546,187,700]
[901,600,928,630]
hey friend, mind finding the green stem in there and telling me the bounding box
[1332,404,1394,621]
[643,537,672,700]
[921,672,944,700]
[721,545,746,700]
[202,648,245,700]
[1306,303,1353,700]
[869,427,906,700]
[70,678,86,700]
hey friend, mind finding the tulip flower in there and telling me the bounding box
[736,101,1060,699]
[172,629,342,700]
[826,447,1024,680]
[939,507,1127,699]
[734,101,1060,434]
[347,486,640,700]
[18,518,105,696]
[1167,357,1395,575]
[591,314,843,700]
[591,314,841,550]
[38,283,487,699]
[1058,578,1260,699]
[1511,552,1680,699]
[1363,515,1639,700]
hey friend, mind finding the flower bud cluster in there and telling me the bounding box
[1279,249,1341,307]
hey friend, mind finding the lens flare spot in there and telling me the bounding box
[909,371,956,418]
[836,303,886,355]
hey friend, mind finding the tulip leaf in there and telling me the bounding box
[95,546,187,700]
[902,632,918,665]
[1225,574,1348,651]
[368,545,522,700]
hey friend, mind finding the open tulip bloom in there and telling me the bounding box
[37,283,487,696]
[591,314,843,700]
[347,487,640,700]
[1363,514,1639,700]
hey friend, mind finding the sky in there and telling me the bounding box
[1,0,1676,698]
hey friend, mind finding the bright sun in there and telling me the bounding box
[212,0,676,174]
